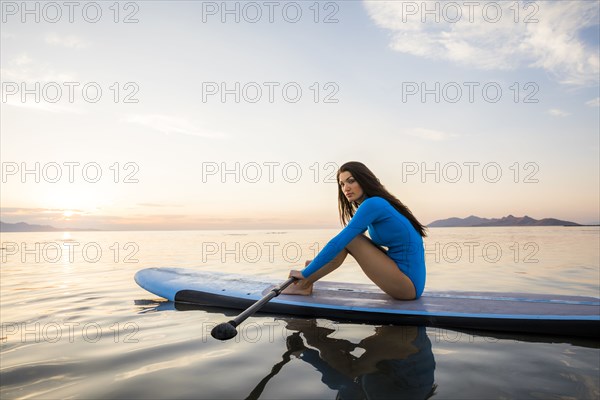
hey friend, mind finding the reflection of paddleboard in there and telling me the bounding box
[134,267,600,338]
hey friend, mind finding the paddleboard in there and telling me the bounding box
[135,267,600,338]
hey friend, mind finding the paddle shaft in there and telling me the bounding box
[230,277,297,327]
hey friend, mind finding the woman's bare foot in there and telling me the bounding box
[281,282,313,295]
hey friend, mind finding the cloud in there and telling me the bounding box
[2,98,83,114]
[136,203,182,208]
[1,207,58,215]
[14,53,32,66]
[1,54,82,113]
[547,108,571,117]
[0,207,84,219]
[363,1,599,85]
[125,114,227,138]
[586,97,600,107]
[407,127,459,141]
[44,33,90,49]
[1,54,77,82]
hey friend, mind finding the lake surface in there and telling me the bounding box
[1,227,599,399]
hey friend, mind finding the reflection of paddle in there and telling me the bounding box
[211,277,297,340]
[244,332,304,400]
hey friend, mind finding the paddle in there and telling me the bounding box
[211,277,298,340]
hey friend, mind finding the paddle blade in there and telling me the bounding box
[211,321,238,341]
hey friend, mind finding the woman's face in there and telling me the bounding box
[338,170,365,204]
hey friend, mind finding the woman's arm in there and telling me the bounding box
[301,197,387,278]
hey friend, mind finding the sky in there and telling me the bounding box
[1,0,599,230]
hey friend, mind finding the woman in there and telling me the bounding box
[284,161,427,300]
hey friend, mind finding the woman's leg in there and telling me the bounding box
[284,235,416,299]
[346,235,416,300]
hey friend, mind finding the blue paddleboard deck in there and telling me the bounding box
[134,267,600,338]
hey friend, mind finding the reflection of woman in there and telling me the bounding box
[280,319,437,400]
[284,162,427,300]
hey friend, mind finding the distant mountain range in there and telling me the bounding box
[0,221,99,232]
[428,215,582,227]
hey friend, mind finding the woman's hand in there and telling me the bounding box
[288,269,305,280]
[281,269,313,296]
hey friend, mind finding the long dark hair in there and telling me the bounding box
[337,161,427,237]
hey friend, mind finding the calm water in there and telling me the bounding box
[1,227,599,399]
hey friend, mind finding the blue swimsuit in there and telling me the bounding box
[301,196,426,298]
